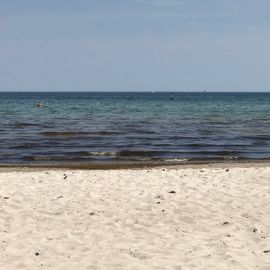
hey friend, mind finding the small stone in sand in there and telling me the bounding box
[155,195,164,200]
[253,228,258,233]
[162,209,165,212]
[35,252,40,256]
[263,250,270,253]
[222,221,230,225]
[63,174,67,179]
[225,169,229,172]
[3,197,9,200]
[168,191,176,194]
[89,212,95,216]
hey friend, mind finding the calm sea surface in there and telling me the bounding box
[1,92,270,165]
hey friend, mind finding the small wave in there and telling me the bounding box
[10,143,39,149]
[223,156,238,160]
[189,150,240,156]
[41,131,90,137]
[67,151,117,157]
[92,131,118,136]
[117,150,164,157]
[164,158,190,162]
[23,156,66,161]
[40,131,118,137]
[22,155,93,161]
[14,122,37,128]
[0,153,10,158]
[188,143,206,147]
[88,151,117,156]
[124,129,157,134]
[13,122,50,129]
[243,135,270,141]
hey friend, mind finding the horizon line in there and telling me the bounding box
[0,90,270,93]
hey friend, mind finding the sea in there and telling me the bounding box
[1,91,270,166]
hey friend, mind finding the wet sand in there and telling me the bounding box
[0,165,270,269]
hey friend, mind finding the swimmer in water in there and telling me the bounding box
[36,101,44,108]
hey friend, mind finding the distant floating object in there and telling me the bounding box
[36,101,44,108]
[203,90,207,93]
[170,92,174,100]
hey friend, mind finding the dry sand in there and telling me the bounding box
[0,165,270,269]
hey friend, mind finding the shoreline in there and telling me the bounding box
[1,159,270,171]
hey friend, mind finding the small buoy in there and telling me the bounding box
[36,101,44,108]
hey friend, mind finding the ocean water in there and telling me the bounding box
[1,91,270,165]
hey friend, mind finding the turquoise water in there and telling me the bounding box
[1,91,270,164]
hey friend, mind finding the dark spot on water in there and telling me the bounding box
[95,131,115,136]
[41,131,89,137]
[117,150,163,157]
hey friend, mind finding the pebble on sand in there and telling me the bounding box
[222,221,230,225]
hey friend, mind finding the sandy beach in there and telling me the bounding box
[1,164,270,270]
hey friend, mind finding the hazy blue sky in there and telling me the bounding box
[1,0,270,91]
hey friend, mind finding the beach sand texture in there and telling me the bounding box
[0,166,270,270]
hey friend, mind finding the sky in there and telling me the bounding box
[1,0,270,91]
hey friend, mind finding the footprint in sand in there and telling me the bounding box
[122,249,151,260]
